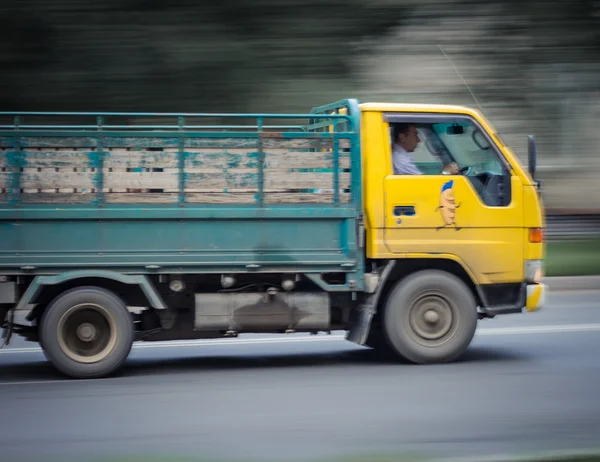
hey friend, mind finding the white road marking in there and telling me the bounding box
[0,378,105,386]
[0,334,347,355]
[1,323,599,357]
[476,323,600,335]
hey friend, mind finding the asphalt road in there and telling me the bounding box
[1,291,600,462]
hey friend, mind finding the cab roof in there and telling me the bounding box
[358,102,482,118]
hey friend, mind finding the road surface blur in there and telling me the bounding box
[1,291,599,462]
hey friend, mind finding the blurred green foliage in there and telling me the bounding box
[545,238,600,276]
[0,0,411,112]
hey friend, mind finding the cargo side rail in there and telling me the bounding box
[0,109,359,209]
[0,105,364,287]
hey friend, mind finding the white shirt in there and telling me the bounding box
[392,143,421,175]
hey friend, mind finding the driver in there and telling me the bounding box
[392,123,460,175]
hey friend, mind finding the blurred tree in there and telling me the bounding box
[0,0,409,112]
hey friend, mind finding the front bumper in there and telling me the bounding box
[525,282,547,312]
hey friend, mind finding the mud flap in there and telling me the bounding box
[346,260,396,346]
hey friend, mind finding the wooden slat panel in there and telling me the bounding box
[2,169,353,202]
[184,188,269,193]
[2,134,352,150]
[0,169,8,201]
[185,193,256,204]
[260,138,334,150]
[102,136,338,150]
[264,151,351,170]
[21,169,351,191]
[184,172,258,189]
[263,136,350,150]
[182,148,350,170]
[103,137,180,149]
[17,192,180,204]
[2,170,351,193]
[20,193,96,204]
[264,171,351,190]
[183,169,350,190]
[182,188,349,193]
[20,149,92,168]
[15,137,98,149]
[183,138,255,149]
[103,169,179,189]
[21,168,94,190]
[2,147,350,170]
[0,149,9,167]
[2,144,352,170]
[104,149,179,168]
[104,193,179,204]
[8,189,351,205]
[4,148,181,169]
[264,192,351,204]
[0,171,9,189]
[183,149,256,169]
[2,132,355,205]
[185,192,351,204]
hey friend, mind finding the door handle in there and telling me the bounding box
[394,205,416,216]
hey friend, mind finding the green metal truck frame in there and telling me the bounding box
[0,99,380,379]
[0,99,363,281]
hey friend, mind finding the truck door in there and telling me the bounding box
[382,112,525,284]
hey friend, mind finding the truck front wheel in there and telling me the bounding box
[39,286,134,379]
[382,270,477,364]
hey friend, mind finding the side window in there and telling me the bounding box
[389,117,512,207]
[390,123,443,176]
[406,127,444,174]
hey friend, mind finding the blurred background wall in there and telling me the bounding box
[1,0,599,214]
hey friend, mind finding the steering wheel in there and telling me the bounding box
[459,165,472,176]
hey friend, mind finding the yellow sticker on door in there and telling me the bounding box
[437,180,461,231]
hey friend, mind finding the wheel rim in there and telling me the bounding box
[405,291,459,347]
[57,303,118,364]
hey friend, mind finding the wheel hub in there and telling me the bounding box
[57,303,117,364]
[423,309,440,324]
[409,295,454,342]
[76,323,97,342]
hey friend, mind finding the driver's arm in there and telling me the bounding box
[441,162,460,175]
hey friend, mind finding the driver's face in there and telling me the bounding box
[398,125,421,152]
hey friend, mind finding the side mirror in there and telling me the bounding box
[527,135,536,179]
[528,134,542,192]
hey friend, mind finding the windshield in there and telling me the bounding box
[407,119,507,176]
[431,121,505,175]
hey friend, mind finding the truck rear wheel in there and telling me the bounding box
[382,270,477,364]
[39,286,134,379]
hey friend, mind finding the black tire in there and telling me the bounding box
[382,270,477,364]
[39,286,134,379]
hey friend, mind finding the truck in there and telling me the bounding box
[0,98,547,379]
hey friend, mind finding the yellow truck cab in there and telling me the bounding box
[356,102,546,360]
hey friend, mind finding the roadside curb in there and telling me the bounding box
[543,275,600,292]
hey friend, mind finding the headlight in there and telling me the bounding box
[524,260,543,283]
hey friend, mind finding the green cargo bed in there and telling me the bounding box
[0,99,364,291]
